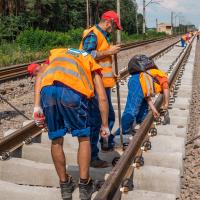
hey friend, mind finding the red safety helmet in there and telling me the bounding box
[27,63,40,77]
[101,10,123,30]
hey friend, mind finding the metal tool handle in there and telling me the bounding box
[0,94,30,120]
[114,54,123,147]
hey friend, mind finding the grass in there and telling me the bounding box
[0,31,167,68]
[0,42,48,67]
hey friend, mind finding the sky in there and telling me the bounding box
[136,0,200,29]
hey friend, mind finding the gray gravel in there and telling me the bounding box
[180,40,200,200]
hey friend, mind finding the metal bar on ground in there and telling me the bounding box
[114,54,123,147]
[0,94,30,120]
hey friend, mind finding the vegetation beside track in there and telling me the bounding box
[0,29,166,68]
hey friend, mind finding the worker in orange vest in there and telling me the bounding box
[79,10,122,168]
[114,55,169,141]
[181,34,188,47]
[33,48,109,200]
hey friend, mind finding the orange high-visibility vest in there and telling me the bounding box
[41,49,102,98]
[182,35,187,41]
[79,26,115,88]
[49,48,67,63]
[140,69,168,97]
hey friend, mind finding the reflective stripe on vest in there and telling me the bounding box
[102,71,114,78]
[143,72,154,97]
[49,57,93,91]
[79,26,115,88]
[42,66,80,81]
[98,61,112,68]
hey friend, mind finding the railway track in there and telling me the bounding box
[0,36,178,83]
[0,37,195,200]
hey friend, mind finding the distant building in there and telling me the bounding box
[157,23,172,35]
[186,24,196,32]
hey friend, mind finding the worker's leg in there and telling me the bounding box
[121,74,145,135]
[88,96,109,167]
[78,136,95,200]
[100,88,115,151]
[106,88,115,130]
[51,137,67,182]
[77,137,91,179]
[41,85,75,200]
[136,99,149,124]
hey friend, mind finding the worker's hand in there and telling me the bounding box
[33,107,45,128]
[108,44,121,55]
[114,73,121,82]
[100,126,110,139]
[152,109,160,119]
[162,104,168,110]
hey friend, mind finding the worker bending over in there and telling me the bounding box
[32,48,109,200]
[79,10,123,167]
[113,55,169,145]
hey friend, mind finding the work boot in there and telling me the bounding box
[60,176,76,200]
[162,110,170,125]
[79,178,96,200]
[90,157,110,168]
[100,134,115,152]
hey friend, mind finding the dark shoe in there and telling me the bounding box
[162,110,170,125]
[60,176,76,200]
[100,134,115,152]
[79,178,96,200]
[90,157,110,168]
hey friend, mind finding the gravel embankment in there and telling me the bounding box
[180,40,200,200]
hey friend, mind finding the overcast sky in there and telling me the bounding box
[136,0,200,29]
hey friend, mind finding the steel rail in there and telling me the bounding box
[0,121,42,156]
[0,36,179,83]
[93,38,194,200]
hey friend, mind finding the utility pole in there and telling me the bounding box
[143,0,146,34]
[135,3,139,35]
[171,11,174,35]
[156,18,158,31]
[116,0,121,43]
[86,0,90,28]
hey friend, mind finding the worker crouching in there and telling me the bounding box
[32,48,110,200]
[111,54,170,146]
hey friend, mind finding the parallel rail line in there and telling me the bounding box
[0,36,178,83]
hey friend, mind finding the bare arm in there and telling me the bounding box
[34,74,42,107]
[146,97,159,118]
[93,72,109,128]
[163,88,169,109]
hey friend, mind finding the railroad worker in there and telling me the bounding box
[33,48,110,200]
[197,32,200,41]
[27,60,49,77]
[79,10,123,168]
[181,34,188,47]
[113,55,169,143]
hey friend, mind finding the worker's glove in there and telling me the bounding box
[33,107,45,127]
